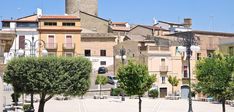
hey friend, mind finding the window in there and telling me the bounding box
[207,50,215,57]
[229,47,234,55]
[161,58,166,66]
[19,36,25,49]
[183,66,188,78]
[17,22,38,28]
[161,76,166,84]
[84,50,91,56]
[62,22,75,26]
[100,50,106,56]
[197,53,201,60]
[44,22,57,26]
[2,22,10,27]
[100,61,106,65]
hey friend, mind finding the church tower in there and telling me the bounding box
[65,0,98,16]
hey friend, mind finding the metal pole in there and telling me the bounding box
[187,36,193,112]
[120,47,125,101]
[29,36,35,112]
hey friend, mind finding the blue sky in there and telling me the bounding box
[0,0,234,33]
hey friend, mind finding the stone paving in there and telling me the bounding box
[33,97,234,112]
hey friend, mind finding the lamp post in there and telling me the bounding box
[177,32,200,112]
[17,36,48,112]
[115,46,126,101]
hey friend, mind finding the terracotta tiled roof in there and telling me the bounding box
[39,15,80,20]
[112,22,127,25]
[111,26,130,31]
[2,14,38,22]
[130,25,168,31]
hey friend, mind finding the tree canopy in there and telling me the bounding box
[4,56,92,112]
[168,75,179,95]
[95,75,108,97]
[117,61,156,112]
[196,53,234,112]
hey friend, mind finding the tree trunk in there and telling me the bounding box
[99,84,102,97]
[38,99,45,112]
[138,96,142,112]
[222,98,226,112]
[172,86,174,96]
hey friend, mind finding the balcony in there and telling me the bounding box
[159,66,168,72]
[45,43,57,50]
[63,43,75,50]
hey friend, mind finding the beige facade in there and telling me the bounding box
[81,33,117,72]
[38,16,82,56]
[114,34,215,98]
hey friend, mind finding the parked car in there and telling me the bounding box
[98,67,108,74]
[107,75,118,85]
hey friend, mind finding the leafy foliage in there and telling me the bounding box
[196,53,234,112]
[168,75,179,95]
[148,89,158,98]
[4,56,92,112]
[110,88,124,96]
[95,75,108,97]
[117,61,156,112]
[117,61,156,96]
[95,75,108,85]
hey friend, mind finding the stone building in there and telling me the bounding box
[219,38,234,55]
[0,31,15,112]
[65,0,98,16]
[1,14,39,63]
[81,33,117,72]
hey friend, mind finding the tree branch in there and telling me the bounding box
[45,95,54,102]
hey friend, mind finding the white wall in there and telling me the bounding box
[4,31,39,63]
[86,56,113,72]
[0,76,3,112]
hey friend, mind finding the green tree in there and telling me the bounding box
[4,56,92,112]
[95,75,108,97]
[168,75,179,96]
[117,61,156,112]
[196,53,234,112]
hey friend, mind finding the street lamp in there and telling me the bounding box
[115,46,127,101]
[17,36,48,112]
[177,32,200,112]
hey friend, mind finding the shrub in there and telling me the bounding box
[110,88,124,96]
[23,104,31,111]
[148,89,158,98]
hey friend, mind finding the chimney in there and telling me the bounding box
[184,18,192,28]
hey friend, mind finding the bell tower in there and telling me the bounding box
[65,0,98,17]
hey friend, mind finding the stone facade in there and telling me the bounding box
[65,0,98,16]
[80,12,110,33]
[80,0,98,16]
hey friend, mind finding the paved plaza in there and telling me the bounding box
[33,97,234,112]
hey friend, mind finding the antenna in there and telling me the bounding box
[209,16,214,31]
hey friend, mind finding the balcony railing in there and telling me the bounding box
[63,43,75,50]
[45,43,57,50]
[159,66,168,72]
